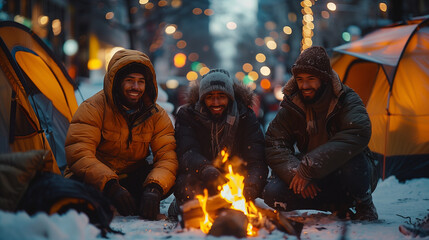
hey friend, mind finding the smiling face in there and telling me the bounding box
[120,72,145,108]
[203,90,229,119]
[295,73,324,104]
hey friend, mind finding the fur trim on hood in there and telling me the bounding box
[185,80,256,108]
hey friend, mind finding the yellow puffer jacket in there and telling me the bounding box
[65,49,178,194]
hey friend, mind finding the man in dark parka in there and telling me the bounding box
[264,46,378,221]
[173,69,268,209]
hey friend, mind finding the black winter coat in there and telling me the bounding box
[265,72,374,185]
[175,82,268,194]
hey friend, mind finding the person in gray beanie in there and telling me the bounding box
[264,46,379,221]
[168,68,268,219]
[199,69,234,100]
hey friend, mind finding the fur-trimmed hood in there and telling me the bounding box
[185,80,256,109]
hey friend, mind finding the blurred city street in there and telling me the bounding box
[3,0,427,127]
[1,1,429,239]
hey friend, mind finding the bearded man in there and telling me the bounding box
[169,69,268,217]
[264,46,378,221]
[65,49,177,220]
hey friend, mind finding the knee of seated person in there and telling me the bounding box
[262,181,283,207]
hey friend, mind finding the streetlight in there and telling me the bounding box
[327,2,337,11]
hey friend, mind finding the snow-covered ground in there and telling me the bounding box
[1,176,428,240]
[1,83,427,239]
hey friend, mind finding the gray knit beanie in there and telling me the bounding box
[199,68,234,101]
[291,46,333,82]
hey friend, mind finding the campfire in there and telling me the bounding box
[179,150,304,238]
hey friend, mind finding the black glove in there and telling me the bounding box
[199,165,223,183]
[243,186,258,201]
[199,165,228,194]
[139,184,162,220]
[104,180,137,216]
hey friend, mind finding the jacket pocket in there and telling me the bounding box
[132,132,152,143]
[99,130,122,157]
[129,132,152,161]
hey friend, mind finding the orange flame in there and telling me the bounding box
[196,189,213,234]
[196,150,262,236]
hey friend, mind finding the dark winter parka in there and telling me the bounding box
[265,72,373,185]
[175,82,268,194]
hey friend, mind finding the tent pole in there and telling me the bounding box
[383,91,392,180]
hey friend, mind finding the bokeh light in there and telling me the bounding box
[186,71,198,81]
[260,79,271,90]
[105,12,114,20]
[145,2,154,9]
[260,66,271,76]
[265,21,276,30]
[235,72,245,81]
[88,59,102,70]
[171,0,181,8]
[283,26,292,35]
[166,79,179,89]
[38,15,49,25]
[63,39,78,56]
[52,19,61,36]
[288,13,297,22]
[193,8,202,15]
[188,52,199,61]
[342,32,351,42]
[379,3,387,12]
[266,40,277,50]
[165,25,177,34]
[242,63,253,72]
[248,71,259,81]
[255,38,265,46]
[327,2,337,11]
[200,66,210,76]
[177,40,187,49]
[204,9,214,16]
[255,53,266,63]
[321,11,330,19]
[274,85,284,101]
[158,0,168,7]
[174,53,186,68]
[226,21,237,30]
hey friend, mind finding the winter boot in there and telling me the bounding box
[353,197,378,221]
[168,198,181,221]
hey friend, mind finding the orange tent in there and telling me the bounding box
[332,16,429,180]
[0,21,78,173]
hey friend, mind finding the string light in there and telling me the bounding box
[301,0,315,51]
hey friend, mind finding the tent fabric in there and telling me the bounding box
[332,17,429,180]
[0,40,56,172]
[0,68,12,153]
[0,21,78,172]
[334,24,418,67]
[14,47,76,121]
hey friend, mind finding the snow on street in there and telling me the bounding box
[2,176,427,240]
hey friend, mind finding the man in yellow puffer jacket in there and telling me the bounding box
[65,49,178,220]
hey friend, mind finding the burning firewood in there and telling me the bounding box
[208,209,248,238]
[180,194,231,229]
[180,195,304,238]
[253,200,304,238]
[179,150,303,238]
